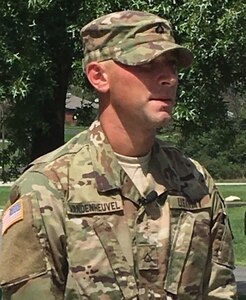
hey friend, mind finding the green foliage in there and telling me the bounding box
[172,1,245,136]
[0,0,245,180]
[0,186,10,208]
[75,103,98,127]
[0,0,84,178]
[175,125,246,180]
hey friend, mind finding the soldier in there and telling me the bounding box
[0,10,238,300]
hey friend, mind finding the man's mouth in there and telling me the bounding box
[150,97,173,102]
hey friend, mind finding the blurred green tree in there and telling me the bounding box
[0,0,245,180]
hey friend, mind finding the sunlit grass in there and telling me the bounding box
[0,186,10,209]
[219,185,246,201]
[227,206,246,266]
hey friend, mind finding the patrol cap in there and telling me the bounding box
[81,10,193,68]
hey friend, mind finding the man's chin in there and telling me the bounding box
[155,117,172,129]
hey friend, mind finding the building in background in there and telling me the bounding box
[65,93,82,125]
[65,93,99,126]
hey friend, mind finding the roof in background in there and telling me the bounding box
[65,93,82,110]
[65,93,99,110]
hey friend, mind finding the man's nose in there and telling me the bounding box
[157,66,178,87]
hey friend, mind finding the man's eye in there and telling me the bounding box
[170,60,178,70]
[136,62,154,71]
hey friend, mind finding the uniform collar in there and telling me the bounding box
[87,121,207,203]
[88,120,141,203]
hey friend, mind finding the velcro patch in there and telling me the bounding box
[67,200,123,216]
[2,199,24,235]
[168,194,211,210]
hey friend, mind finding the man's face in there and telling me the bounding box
[101,52,179,130]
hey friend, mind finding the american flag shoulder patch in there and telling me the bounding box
[2,199,24,235]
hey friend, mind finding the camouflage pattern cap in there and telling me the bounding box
[81,10,193,68]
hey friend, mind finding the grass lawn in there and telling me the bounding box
[219,185,246,266]
[228,206,246,266]
[64,125,86,142]
[0,186,10,209]
[218,185,246,201]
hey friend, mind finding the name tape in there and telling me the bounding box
[169,195,211,210]
[68,200,123,215]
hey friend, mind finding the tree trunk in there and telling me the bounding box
[30,60,71,161]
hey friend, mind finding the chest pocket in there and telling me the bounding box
[164,195,211,298]
[66,200,138,300]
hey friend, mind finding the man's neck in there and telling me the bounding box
[100,116,156,157]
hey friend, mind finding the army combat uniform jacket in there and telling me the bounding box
[0,121,237,299]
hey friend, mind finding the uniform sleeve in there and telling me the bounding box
[204,174,238,299]
[0,171,67,299]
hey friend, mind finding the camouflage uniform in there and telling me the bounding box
[81,10,193,69]
[0,121,237,299]
[0,10,238,300]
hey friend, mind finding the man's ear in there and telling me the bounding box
[86,62,109,93]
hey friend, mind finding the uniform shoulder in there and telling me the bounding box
[17,129,90,189]
[31,128,89,166]
[156,137,203,166]
[6,131,91,206]
[15,121,107,195]
[155,138,217,199]
[156,138,185,154]
[155,138,190,161]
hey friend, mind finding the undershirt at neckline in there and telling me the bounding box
[115,151,164,197]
